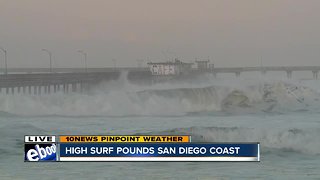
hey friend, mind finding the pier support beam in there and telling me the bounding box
[261,70,266,76]
[11,87,14,94]
[80,82,84,93]
[286,71,292,79]
[63,84,66,93]
[38,86,41,95]
[63,84,69,93]
[312,71,318,79]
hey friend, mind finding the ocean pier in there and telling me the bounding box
[0,68,149,95]
[0,66,319,95]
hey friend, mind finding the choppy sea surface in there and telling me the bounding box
[0,76,319,179]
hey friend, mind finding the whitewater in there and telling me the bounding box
[0,74,319,179]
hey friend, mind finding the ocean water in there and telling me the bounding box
[0,76,319,179]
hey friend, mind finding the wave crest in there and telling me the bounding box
[0,80,319,116]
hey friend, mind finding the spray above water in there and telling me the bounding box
[0,74,319,116]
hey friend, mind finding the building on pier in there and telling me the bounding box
[147,59,193,76]
[195,59,210,70]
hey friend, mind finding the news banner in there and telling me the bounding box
[24,135,260,162]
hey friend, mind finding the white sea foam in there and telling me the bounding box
[0,75,319,116]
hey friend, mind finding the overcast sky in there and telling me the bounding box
[0,0,320,68]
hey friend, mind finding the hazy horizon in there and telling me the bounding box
[1,0,320,68]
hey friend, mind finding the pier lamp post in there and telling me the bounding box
[42,49,52,73]
[0,47,8,75]
[78,50,87,73]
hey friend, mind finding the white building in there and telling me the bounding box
[147,59,193,76]
[195,60,210,70]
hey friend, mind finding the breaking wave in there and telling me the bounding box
[0,76,319,116]
[146,126,320,155]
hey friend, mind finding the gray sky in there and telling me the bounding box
[0,0,320,68]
